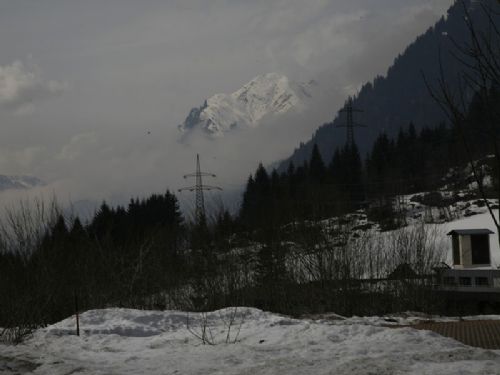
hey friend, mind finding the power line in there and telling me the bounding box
[179,154,222,225]
[336,97,366,147]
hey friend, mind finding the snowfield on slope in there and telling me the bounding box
[2,308,500,374]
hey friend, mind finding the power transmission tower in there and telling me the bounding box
[336,97,366,147]
[179,154,222,225]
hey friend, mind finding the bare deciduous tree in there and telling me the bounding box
[426,0,500,243]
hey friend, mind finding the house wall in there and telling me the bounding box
[438,268,500,293]
[495,278,500,288]
[460,235,472,267]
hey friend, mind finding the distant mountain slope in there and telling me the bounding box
[0,175,44,191]
[278,0,493,171]
[178,73,314,137]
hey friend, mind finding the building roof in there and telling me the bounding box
[387,263,418,279]
[447,229,495,236]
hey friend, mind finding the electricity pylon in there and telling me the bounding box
[179,154,221,225]
[336,97,366,147]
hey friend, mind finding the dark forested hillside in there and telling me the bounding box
[279,0,494,171]
[241,86,499,230]
[0,191,185,327]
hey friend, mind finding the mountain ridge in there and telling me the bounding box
[178,73,315,137]
[0,175,44,191]
[277,0,489,172]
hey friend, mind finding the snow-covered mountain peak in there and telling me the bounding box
[178,73,314,137]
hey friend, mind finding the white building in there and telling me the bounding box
[435,229,500,294]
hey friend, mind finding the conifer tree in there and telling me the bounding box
[309,143,326,184]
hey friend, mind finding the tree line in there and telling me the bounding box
[0,192,186,332]
[239,87,499,232]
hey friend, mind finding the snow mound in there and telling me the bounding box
[2,307,500,374]
[44,307,270,338]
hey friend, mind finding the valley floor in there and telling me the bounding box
[2,308,500,374]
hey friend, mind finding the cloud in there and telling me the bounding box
[0,0,454,214]
[57,132,99,161]
[0,146,46,170]
[0,61,66,113]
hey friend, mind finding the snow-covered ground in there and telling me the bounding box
[332,202,500,267]
[2,308,500,374]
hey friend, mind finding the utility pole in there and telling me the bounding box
[74,290,80,336]
[335,97,368,205]
[179,154,222,225]
[336,97,366,147]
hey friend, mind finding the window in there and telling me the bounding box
[475,277,489,286]
[459,277,472,286]
[443,276,456,285]
[452,235,460,265]
[471,234,490,264]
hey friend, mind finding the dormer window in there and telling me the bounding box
[447,229,494,268]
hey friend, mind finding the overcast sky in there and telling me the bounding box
[0,0,453,213]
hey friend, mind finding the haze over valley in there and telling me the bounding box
[0,0,454,214]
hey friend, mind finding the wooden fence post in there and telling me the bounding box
[74,291,80,336]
